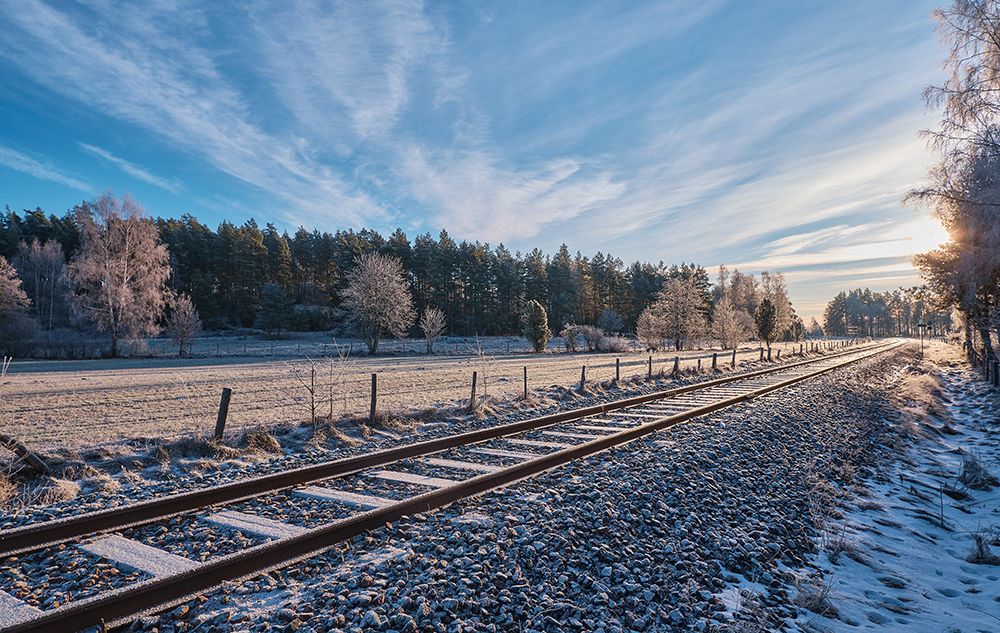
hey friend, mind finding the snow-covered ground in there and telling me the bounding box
[789,341,1000,632]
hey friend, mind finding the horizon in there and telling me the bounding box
[0,1,950,321]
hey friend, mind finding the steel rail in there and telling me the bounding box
[0,341,887,559]
[2,341,901,633]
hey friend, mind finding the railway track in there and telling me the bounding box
[0,340,901,632]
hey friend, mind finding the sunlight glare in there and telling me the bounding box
[904,215,950,253]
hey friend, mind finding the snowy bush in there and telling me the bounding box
[578,325,605,352]
[598,335,630,352]
[560,324,580,352]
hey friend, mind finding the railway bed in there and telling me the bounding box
[0,340,902,632]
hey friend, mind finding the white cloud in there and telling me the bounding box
[0,0,382,226]
[0,145,91,192]
[402,146,626,241]
[247,0,440,142]
[78,143,182,193]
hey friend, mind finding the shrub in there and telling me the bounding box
[959,452,997,490]
[292,304,333,331]
[578,325,605,351]
[560,324,580,352]
[598,335,630,352]
[419,308,447,353]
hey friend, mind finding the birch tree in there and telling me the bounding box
[760,271,793,339]
[652,277,706,350]
[342,253,415,355]
[165,293,202,356]
[419,307,446,353]
[67,194,170,357]
[635,307,665,351]
[711,296,752,349]
[13,239,70,330]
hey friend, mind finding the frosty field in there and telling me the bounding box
[0,336,781,448]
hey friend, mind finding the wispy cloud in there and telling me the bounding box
[0,0,382,226]
[402,147,625,241]
[78,143,182,193]
[246,0,441,142]
[0,144,91,192]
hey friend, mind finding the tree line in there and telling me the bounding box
[0,193,805,357]
[822,287,951,338]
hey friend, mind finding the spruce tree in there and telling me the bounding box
[521,299,551,352]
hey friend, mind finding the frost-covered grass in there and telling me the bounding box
[0,337,794,447]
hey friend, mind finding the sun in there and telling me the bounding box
[905,215,950,253]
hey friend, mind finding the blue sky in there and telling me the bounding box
[0,0,947,319]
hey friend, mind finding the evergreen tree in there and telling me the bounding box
[521,299,551,352]
[256,284,295,335]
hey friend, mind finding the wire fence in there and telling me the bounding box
[1,338,839,448]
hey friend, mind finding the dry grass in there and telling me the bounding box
[958,452,997,490]
[242,430,283,454]
[2,343,768,447]
[0,471,15,507]
[41,477,80,504]
[967,526,1000,565]
[793,576,837,617]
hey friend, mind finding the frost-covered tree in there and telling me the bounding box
[907,0,1000,356]
[342,253,415,355]
[760,271,793,339]
[67,194,170,357]
[419,307,446,353]
[0,255,34,356]
[0,255,29,317]
[635,307,664,351]
[755,298,779,353]
[165,293,202,356]
[652,277,707,350]
[807,317,824,338]
[521,300,551,352]
[13,239,70,330]
[711,296,752,349]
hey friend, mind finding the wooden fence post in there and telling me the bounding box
[759,347,764,361]
[214,387,232,441]
[523,366,528,400]
[767,348,772,362]
[672,356,679,375]
[369,373,378,422]
[776,349,781,360]
[648,355,652,378]
[468,371,478,412]
[731,348,737,368]
[0,434,48,474]
[712,353,717,371]
[579,366,586,391]
[615,358,620,382]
